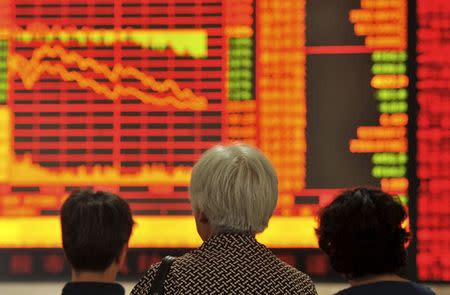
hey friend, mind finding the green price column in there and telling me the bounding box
[0,40,8,104]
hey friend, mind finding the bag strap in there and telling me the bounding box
[148,255,176,295]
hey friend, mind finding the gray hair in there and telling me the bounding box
[189,143,278,234]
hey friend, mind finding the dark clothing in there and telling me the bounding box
[335,281,436,295]
[61,282,125,295]
[131,233,317,295]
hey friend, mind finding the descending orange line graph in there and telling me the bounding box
[8,44,208,110]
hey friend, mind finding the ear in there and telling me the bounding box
[116,244,128,266]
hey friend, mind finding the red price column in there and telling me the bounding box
[416,0,450,282]
[257,0,307,216]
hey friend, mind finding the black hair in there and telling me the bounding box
[61,190,134,272]
[316,187,410,279]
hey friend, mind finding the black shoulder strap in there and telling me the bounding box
[148,255,176,295]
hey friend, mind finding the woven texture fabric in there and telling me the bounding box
[131,233,317,295]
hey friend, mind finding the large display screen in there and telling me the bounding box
[0,0,447,281]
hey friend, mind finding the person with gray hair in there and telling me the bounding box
[131,143,317,295]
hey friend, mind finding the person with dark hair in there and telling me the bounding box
[60,190,134,295]
[316,188,435,295]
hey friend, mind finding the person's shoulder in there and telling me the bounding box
[407,282,437,295]
[130,253,195,295]
[130,262,161,295]
[274,260,317,294]
[275,257,310,280]
[292,272,318,295]
[334,281,437,295]
[62,282,126,295]
[378,281,436,295]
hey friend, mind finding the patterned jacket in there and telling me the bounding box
[131,233,318,294]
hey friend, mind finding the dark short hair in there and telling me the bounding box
[316,188,409,279]
[61,190,134,272]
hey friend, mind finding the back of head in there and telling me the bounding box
[316,188,409,279]
[61,190,134,272]
[189,143,278,234]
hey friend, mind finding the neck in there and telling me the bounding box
[350,273,408,287]
[71,269,117,283]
